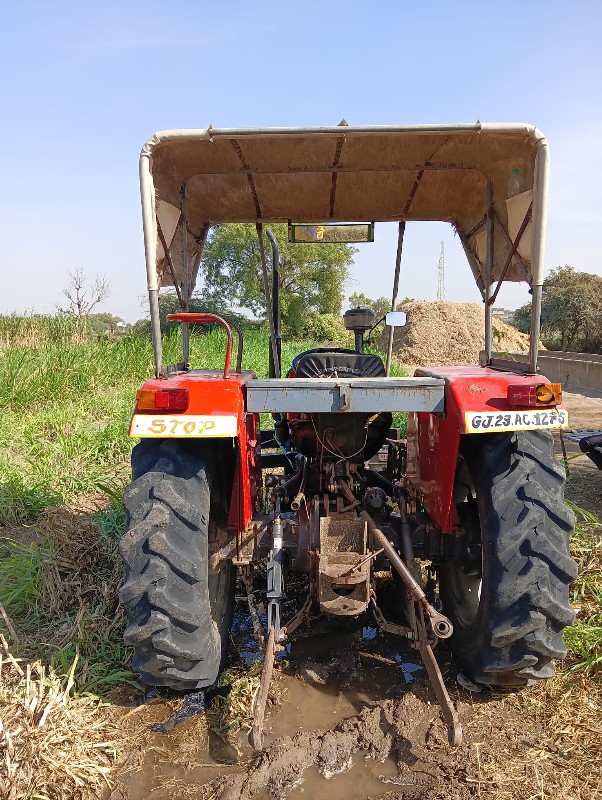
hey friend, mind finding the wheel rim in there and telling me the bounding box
[446,565,482,628]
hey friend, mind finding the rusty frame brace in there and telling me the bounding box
[361,504,463,747]
[250,624,276,751]
[248,576,316,751]
[488,201,533,307]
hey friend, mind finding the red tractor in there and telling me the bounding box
[120,124,577,746]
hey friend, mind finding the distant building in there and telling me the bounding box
[492,307,515,323]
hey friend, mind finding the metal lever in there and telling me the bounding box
[250,625,276,751]
[266,514,284,642]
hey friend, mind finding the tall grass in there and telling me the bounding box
[0,324,325,523]
[0,317,328,693]
[0,314,86,350]
[564,511,602,674]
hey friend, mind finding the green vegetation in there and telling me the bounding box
[198,223,356,336]
[513,266,602,352]
[0,317,322,694]
[564,509,602,674]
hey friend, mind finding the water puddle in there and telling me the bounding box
[121,601,429,799]
[285,753,399,799]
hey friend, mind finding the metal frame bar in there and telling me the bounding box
[256,224,281,379]
[385,221,405,376]
[246,377,446,414]
[484,181,495,364]
[156,216,185,309]
[265,228,282,379]
[488,202,533,308]
[528,136,550,373]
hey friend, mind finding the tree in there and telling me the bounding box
[197,224,356,336]
[86,313,129,338]
[60,269,111,319]
[513,266,602,352]
[348,292,391,321]
[132,292,250,336]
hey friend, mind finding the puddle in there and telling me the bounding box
[256,753,399,800]
[391,654,424,684]
[120,599,436,799]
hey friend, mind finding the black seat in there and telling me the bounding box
[293,348,385,378]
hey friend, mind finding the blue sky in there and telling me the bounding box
[1,0,601,322]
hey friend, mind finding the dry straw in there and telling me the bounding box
[0,634,121,800]
[390,301,543,367]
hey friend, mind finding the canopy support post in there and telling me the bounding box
[484,181,494,365]
[266,229,282,379]
[257,224,281,380]
[529,285,543,373]
[149,289,162,377]
[528,135,550,374]
[385,221,406,377]
[179,187,191,365]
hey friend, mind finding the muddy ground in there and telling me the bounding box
[100,387,602,800]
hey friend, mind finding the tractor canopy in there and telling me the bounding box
[139,123,549,372]
[140,123,548,294]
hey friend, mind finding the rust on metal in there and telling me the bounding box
[417,637,463,746]
[250,624,276,751]
[230,139,262,218]
[359,510,453,639]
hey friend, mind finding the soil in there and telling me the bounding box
[111,389,602,800]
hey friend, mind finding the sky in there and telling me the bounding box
[1,0,601,322]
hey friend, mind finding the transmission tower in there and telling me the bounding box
[437,240,446,301]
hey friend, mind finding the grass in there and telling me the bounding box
[564,509,602,674]
[0,319,362,696]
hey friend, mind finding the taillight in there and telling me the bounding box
[136,388,189,412]
[507,383,562,408]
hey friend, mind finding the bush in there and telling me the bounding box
[298,312,352,346]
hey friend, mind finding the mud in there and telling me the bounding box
[120,611,549,800]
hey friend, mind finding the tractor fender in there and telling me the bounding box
[406,365,566,533]
[128,370,261,531]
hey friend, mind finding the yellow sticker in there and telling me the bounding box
[465,408,568,434]
[129,414,238,438]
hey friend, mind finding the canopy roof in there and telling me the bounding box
[139,123,549,300]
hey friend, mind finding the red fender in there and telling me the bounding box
[129,369,261,532]
[406,366,562,533]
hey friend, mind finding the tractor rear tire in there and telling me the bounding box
[439,430,577,688]
[119,439,235,691]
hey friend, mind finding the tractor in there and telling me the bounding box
[120,123,577,747]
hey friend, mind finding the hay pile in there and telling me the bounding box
[390,301,541,367]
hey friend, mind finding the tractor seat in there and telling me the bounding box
[291,348,385,379]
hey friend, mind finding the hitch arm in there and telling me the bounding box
[359,511,453,638]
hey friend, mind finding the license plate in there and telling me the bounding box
[130,414,238,438]
[465,408,568,434]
